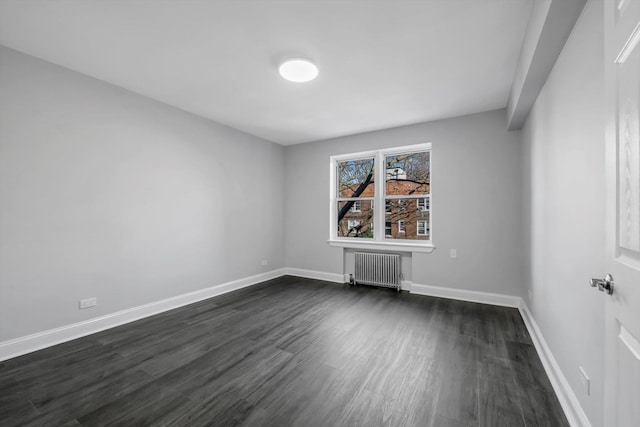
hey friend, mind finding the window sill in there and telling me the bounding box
[327,239,435,253]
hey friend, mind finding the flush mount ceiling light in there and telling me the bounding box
[278,59,318,82]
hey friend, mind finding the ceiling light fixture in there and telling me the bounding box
[278,59,318,83]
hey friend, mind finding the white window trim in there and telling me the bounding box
[328,143,434,253]
[398,220,405,233]
[350,200,362,213]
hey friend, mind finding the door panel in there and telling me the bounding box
[616,22,640,253]
[605,1,640,426]
[613,323,640,426]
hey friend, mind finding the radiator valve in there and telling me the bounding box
[349,273,355,285]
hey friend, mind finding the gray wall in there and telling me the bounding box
[285,109,524,296]
[521,1,605,425]
[0,46,285,342]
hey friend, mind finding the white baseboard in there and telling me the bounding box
[410,282,521,307]
[401,280,412,291]
[0,268,286,362]
[518,302,591,427]
[284,268,344,283]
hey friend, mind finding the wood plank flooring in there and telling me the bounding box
[1,276,569,426]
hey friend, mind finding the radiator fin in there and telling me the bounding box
[354,252,401,291]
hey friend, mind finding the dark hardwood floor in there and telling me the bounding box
[1,276,568,426]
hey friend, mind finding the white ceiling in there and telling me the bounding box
[0,0,533,145]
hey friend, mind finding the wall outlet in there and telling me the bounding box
[79,297,97,309]
[450,249,457,259]
[579,366,590,396]
[261,259,268,266]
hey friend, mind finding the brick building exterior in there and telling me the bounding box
[338,180,430,240]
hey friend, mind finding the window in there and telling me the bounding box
[384,149,430,242]
[417,220,429,236]
[335,157,375,239]
[330,143,432,251]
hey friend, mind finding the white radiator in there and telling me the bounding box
[354,252,401,292]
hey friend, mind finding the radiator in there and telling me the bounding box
[354,252,401,292]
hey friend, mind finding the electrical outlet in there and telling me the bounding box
[261,259,268,266]
[579,366,590,396]
[79,297,97,309]
[450,249,457,259]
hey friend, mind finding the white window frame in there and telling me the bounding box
[350,200,362,213]
[417,197,429,212]
[328,143,434,253]
[398,220,406,233]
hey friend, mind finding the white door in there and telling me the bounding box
[604,1,640,426]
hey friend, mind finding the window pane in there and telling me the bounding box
[384,198,430,240]
[337,158,375,198]
[337,200,374,238]
[385,151,430,196]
